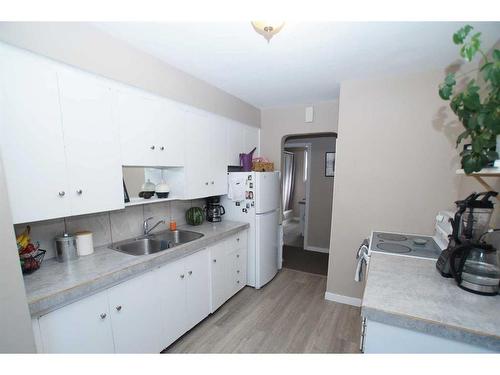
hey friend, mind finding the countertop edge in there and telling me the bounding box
[28,222,249,317]
[361,305,500,352]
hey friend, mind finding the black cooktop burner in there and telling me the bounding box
[377,233,408,241]
[376,243,412,253]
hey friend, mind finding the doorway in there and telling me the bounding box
[280,133,337,276]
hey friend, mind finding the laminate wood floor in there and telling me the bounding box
[164,268,361,353]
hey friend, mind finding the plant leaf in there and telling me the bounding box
[456,130,470,147]
[493,49,500,61]
[439,84,453,100]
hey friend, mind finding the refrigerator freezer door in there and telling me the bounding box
[255,210,279,289]
[255,172,280,214]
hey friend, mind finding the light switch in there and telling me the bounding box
[305,106,314,123]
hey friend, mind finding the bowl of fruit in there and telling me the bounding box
[17,226,46,274]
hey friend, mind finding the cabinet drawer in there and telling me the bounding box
[228,230,248,250]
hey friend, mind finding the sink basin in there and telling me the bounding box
[111,230,204,256]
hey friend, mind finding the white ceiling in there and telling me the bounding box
[95,22,500,108]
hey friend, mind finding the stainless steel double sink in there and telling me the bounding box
[111,230,204,256]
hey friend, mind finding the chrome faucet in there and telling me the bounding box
[143,217,165,235]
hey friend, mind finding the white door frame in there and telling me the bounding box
[283,142,312,251]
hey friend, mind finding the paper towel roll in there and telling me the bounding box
[75,231,94,256]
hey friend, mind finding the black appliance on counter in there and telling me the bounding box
[436,191,500,295]
[205,196,225,223]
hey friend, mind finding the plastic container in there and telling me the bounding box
[75,231,94,256]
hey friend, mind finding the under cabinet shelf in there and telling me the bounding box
[125,196,183,207]
[456,167,500,177]
[456,167,500,199]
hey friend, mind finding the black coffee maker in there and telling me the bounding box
[436,191,499,294]
[205,196,225,223]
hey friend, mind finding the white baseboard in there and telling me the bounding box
[324,292,362,307]
[304,245,329,254]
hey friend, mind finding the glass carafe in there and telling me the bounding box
[461,245,500,288]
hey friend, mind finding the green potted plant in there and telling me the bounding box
[439,25,500,174]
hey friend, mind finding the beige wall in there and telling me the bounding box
[260,100,339,169]
[0,156,35,353]
[327,69,466,300]
[0,22,260,127]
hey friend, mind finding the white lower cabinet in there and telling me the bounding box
[209,230,248,313]
[107,271,163,353]
[38,290,115,353]
[362,319,496,353]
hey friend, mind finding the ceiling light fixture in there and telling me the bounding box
[251,21,285,43]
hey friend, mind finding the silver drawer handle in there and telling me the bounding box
[76,189,83,195]
[100,313,107,319]
[116,305,122,312]
[58,191,65,197]
[160,146,165,151]
[150,145,155,150]
[180,274,185,279]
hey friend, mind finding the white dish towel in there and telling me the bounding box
[228,175,246,202]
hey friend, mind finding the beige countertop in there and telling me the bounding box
[24,221,249,317]
[362,252,500,352]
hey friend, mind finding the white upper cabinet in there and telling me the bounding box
[114,87,186,167]
[58,69,123,216]
[227,120,247,166]
[156,99,186,166]
[245,125,260,158]
[0,47,70,223]
[114,88,160,166]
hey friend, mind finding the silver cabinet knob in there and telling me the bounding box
[160,146,165,151]
[205,182,209,186]
[188,270,193,275]
[237,270,240,274]
[116,305,122,312]
[150,145,155,150]
[237,280,240,284]
[213,259,217,263]
[237,254,240,258]
[236,238,240,242]
[100,313,107,319]
[180,274,185,279]
[211,181,214,185]
[76,189,83,195]
[58,191,65,197]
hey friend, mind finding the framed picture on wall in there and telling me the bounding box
[325,152,335,177]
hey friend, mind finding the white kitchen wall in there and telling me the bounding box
[14,199,208,260]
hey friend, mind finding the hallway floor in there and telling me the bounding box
[164,268,361,353]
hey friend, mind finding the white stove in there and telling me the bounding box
[354,211,454,282]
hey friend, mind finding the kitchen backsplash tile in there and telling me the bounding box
[170,200,191,226]
[14,219,65,260]
[14,199,211,261]
[143,201,171,234]
[66,212,112,248]
[109,205,144,242]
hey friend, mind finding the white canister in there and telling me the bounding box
[75,231,94,256]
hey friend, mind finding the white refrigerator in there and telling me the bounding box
[222,171,280,289]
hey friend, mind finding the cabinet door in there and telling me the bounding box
[185,249,211,330]
[226,120,246,166]
[209,117,228,196]
[209,243,229,313]
[245,125,260,158]
[108,271,163,353]
[155,259,188,349]
[58,69,124,216]
[156,99,186,166]
[184,110,211,198]
[0,47,70,223]
[38,291,114,353]
[114,88,158,166]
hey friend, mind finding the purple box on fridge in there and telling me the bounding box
[239,147,256,172]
